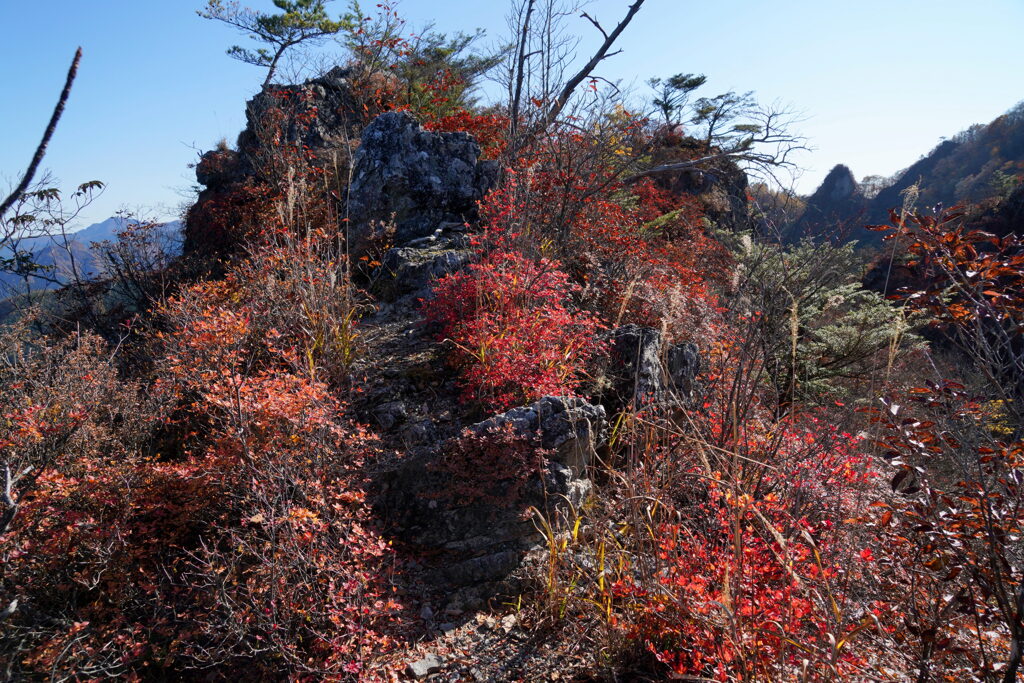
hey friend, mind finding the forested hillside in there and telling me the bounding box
[1,2,1023,681]
[793,101,1024,243]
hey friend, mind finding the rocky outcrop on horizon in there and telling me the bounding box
[789,164,867,242]
[796,102,1024,244]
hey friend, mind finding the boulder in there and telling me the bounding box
[194,147,242,189]
[347,111,499,255]
[470,396,606,476]
[667,340,701,397]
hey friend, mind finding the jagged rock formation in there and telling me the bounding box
[605,324,701,410]
[347,111,499,256]
[789,164,867,242]
[798,103,1024,245]
[238,66,365,173]
[470,396,606,476]
[183,154,274,257]
[185,71,499,263]
[185,68,368,257]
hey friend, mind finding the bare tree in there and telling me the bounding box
[502,0,646,157]
[507,0,536,146]
[496,2,806,196]
[0,47,107,301]
[543,1,643,126]
[0,179,104,299]
[627,97,808,186]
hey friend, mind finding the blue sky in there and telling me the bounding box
[1,0,1023,226]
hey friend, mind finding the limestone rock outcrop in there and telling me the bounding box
[380,396,607,588]
[347,111,498,255]
[605,324,701,409]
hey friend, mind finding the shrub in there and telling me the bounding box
[562,406,884,681]
[729,237,921,408]
[0,317,169,679]
[148,232,400,676]
[424,109,509,159]
[0,232,399,679]
[423,247,604,411]
[480,163,727,344]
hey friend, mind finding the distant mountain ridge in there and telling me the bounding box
[0,217,182,293]
[793,100,1024,243]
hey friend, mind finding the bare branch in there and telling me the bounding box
[0,48,82,220]
[544,0,644,126]
[509,0,537,145]
[589,75,621,94]
[579,11,608,39]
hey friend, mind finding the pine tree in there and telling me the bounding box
[199,0,347,87]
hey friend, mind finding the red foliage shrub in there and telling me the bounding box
[147,235,399,675]
[602,412,881,680]
[423,247,605,411]
[424,109,510,159]
[480,163,729,344]
[860,208,1024,680]
[0,320,176,678]
[1,235,401,679]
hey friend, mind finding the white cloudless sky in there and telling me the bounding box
[1,0,1022,225]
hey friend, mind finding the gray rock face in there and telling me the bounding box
[372,401,409,430]
[376,229,473,301]
[608,325,664,404]
[667,341,701,397]
[470,396,606,476]
[380,397,606,587]
[607,324,701,408]
[347,112,499,254]
[188,73,498,264]
[239,66,363,174]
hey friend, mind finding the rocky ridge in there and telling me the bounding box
[183,76,711,678]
